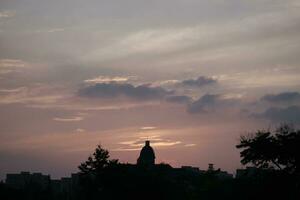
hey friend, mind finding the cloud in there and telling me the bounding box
[110,147,141,151]
[184,144,196,147]
[115,135,182,151]
[84,76,136,84]
[75,128,86,133]
[181,76,217,87]
[0,86,64,105]
[35,28,65,33]
[165,95,192,104]
[151,80,181,87]
[261,92,300,103]
[54,112,87,122]
[153,77,216,88]
[86,27,203,61]
[0,87,26,93]
[140,126,157,130]
[254,106,300,124]
[0,59,27,68]
[0,10,15,19]
[187,94,220,114]
[84,5,300,64]
[47,28,65,33]
[78,83,173,100]
[53,116,84,122]
[0,59,28,74]
[187,94,238,114]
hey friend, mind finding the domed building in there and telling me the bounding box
[137,141,155,167]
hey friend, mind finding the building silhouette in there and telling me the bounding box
[2,141,239,200]
[6,171,50,190]
[137,140,155,167]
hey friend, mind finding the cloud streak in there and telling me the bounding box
[116,134,182,152]
[181,76,217,87]
[0,10,15,19]
[53,116,84,122]
[187,93,241,114]
[140,126,157,130]
[261,92,300,103]
[78,83,173,100]
[84,76,136,84]
[0,59,28,75]
[0,85,64,105]
[254,106,300,124]
[166,95,192,104]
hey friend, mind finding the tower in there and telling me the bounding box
[137,141,155,167]
[208,163,214,171]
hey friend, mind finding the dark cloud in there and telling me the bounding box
[254,106,300,124]
[261,92,300,103]
[187,94,220,114]
[165,95,192,104]
[186,94,240,114]
[181,76,217,87]
[78,83,173,100]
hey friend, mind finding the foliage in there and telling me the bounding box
[78,144,118,174]
[236,124,300,175]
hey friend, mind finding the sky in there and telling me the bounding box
[0,0,300,180]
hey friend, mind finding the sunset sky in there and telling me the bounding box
[1,0,300,180]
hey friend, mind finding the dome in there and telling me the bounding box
[137,141,155,166]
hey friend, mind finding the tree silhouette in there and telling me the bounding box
[236,124,300,175]
[77,145,119,200]
[78,144,118,174]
